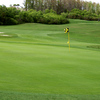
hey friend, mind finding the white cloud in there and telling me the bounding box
[84,0,100,4]
[0,0,100,7]
[0,0,24,7]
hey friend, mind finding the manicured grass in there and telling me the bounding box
[0,19,100,100]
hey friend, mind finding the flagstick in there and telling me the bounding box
[69,42,70,51]
[68,32,70,51]
[64,28,70,51]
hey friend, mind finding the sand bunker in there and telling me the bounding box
[0,32,13,37]
[0,32,10,36]
[0,32,4,33]
[1,35,10,36]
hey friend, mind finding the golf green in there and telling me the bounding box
[0,19,100,100]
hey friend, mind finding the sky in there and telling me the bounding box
[84,0,100,3]
[0,0,25,7]
[0,0,100,7]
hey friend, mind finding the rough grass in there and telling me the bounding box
[0,91,100,100]
[0,19,100,100]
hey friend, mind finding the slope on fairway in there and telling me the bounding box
[0,19,100,99]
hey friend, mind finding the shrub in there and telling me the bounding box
[28,10,43,23]
[62,8,100,21]
[0,5,69,25]
[40,13,69,24]
[61,12,68,18]
[44,9,50,14]
[0,5,20,25]
[4,17,18,25]
[44,9,56,14]
[50,9,56,14]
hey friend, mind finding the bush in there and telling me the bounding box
[0,5,20,25]
[0,5,69,25]
[5,18,18,25]
[40,13,69,24]
[44,9,50,14]
[62,8,100,21]
[28,9,43,23]
[44,9,56,14]
[61,12,68,18]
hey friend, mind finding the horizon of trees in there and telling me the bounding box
[0,0,100,25]
[0,5,69,25]
[24,0,100,14]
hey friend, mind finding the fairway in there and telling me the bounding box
[0,19,100,100]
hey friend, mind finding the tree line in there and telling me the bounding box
[0,0,100,25]
[0,5,69,25]
[24,0,100,14]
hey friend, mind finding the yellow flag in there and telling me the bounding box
[64,28,70,51]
